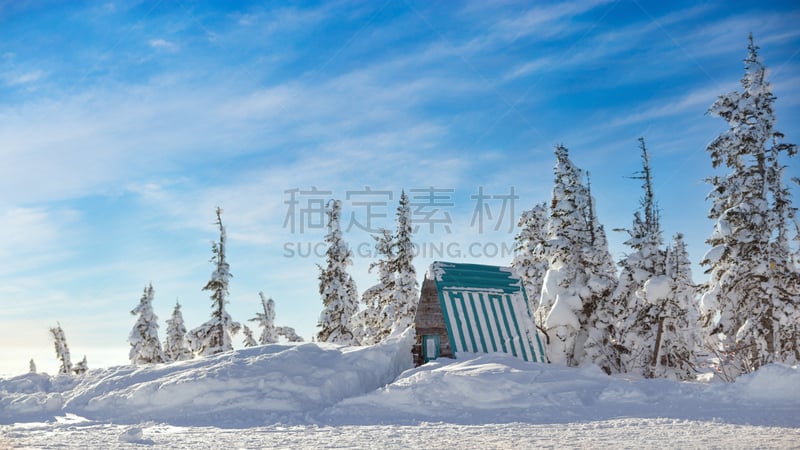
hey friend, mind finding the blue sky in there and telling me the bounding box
[1,0,798,375]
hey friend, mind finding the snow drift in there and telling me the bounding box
[2,331,799,429]
[1,332,414,427]
[321,353,800,427]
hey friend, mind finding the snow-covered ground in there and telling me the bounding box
[2,332,799,448]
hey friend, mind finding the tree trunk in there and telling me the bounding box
[650,315,665,378]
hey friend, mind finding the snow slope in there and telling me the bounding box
[2,331,799,448]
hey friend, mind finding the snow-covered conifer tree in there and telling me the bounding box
[317,200,359,344]
[242,325,258,347]
[387,190,418,335]
[164,300,192,362]
[604,138,667,376]
[277,326,304,342]
[49,323,72,375]
[251,292,278,345]
[512,202,549,323]
[540,145,596,366]
[129,283,166,365]
[188,207,241,356]
[29,359,36,374]
[357,191,419,344]
[701,35,800,378]
[356,228,395,345]
[73,355,88,375]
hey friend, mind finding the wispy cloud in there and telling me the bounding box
[0,207,79,274]
[462,0,616,47]
[148,38,179,52]
[607,84,732,128]
[4,69,43,86]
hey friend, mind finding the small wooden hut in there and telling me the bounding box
[412,261,548,366]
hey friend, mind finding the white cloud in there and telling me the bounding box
[4,69,43,86]
[607,85,731,128]
[148,38,179,52]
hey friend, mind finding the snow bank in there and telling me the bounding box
[0,331,414,427]
[2,334,798,429]
[320,355,800,427]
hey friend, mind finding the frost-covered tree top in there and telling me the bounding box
[129,283,166,365]
[623,138,663,252]
[548,144,591,248]
[707,35,795,170]
[204,207,232,301]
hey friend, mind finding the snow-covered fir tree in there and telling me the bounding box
[386,190,418,336]
[73,355,88,375]
[164,300,192,362]
[640,233,701,380]
[129,283,166,365]
[582,172,621,373]
[355,191,419,344]
[29,359,36,374]
[251,292,278,345]
[512,202,549,324]
[317,199,359,344]
[277,326,304,342]
[49,323,72,375]
[605,138,667,376]
[250,293,304,344]
[242,325,258,347]
[540,145,610,366]
[700,35,800,378]
[188,207,241,356]
[356,228,395,345]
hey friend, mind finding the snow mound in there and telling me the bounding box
[733,363,800,403]
[320,355,800,427]
[1,332,414,427]
[2,335,798,429]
